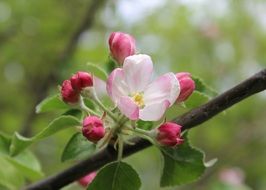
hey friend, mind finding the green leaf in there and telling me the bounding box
[160,133,206,187]
[36,94,69,113]
[0,132,11,154]
[6,150,43,180]
[10,116,80,156]
[61,132,96,162]
[192,76,218,98]
[0,156,25,190]
[87,162,141,190]
[63,109,83,119]
[87,62,108,81]
[106,57,117,74]
[185,91,210,108]
[136,120,154,130]
[0,133,43,184]
[83,98,95,109]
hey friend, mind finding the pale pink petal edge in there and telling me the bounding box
[117,96,139,120]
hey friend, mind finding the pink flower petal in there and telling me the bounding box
[139,100,170,121]
[143,73,180,106]
[93,77,107,98]
[123,54,153,94]
[117,96,139,120]
[106,68,129,103]
[78,171,97,187]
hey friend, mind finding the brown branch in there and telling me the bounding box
[20,0,107,136]
[25,69,266,190]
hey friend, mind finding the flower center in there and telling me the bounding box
[132,93,144,107]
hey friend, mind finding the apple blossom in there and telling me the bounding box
[82,116,105,143]
[61,80,80,103]
[93,76,107,98]
[108,32,136,65]
[156,122,183,147]
[106,54,180,121]
[175,72,195,102]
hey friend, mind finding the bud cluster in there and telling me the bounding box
[61,72,106,143]
[61,71,93,104]
[59,31,198,171]
[58,31,198,186]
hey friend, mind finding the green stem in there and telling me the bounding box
[125,125,156,145]
[92,89,118,121]
[97,127,114,149]
[117,134,124,161]
[134,127,151,136]
[79,98,99,116]
[118,115,129,126]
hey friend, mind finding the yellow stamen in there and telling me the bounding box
[132,93,144,107]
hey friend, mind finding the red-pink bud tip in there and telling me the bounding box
[78,171,97,187]
[70,71,93,92]
[108,32,136,65]
[61,80,80,103]
[82,116,105,143]
[156,122,183,147]
[176,72,195,102]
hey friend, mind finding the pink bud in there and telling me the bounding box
[175,72,195,102]
[78,171,97,187]
[61,80,80,103]
[82,116,105,143]
[156,122,183,147]
[70,72,93,92]
[108,32,136,64]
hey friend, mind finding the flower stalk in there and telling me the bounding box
[79,97,99,116]
[91,88,118,122]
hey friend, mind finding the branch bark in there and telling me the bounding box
[20,0,107,136]
[25,69,266,190]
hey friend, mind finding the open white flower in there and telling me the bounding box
[106,54,180,121]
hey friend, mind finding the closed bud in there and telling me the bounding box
[82,116,105,143]
[176,72,195,102]
[156,122,183,147]
[61,80,79,103]
[70,71,93,92]
[108,32,136,65]
[78,171,97,187]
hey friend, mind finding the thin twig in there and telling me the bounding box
[25,69,266,190]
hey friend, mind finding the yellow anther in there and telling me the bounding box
[132,93,144,107]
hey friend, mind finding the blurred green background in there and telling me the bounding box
[0,0,266,189]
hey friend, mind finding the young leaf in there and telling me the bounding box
[184,91,210,109]
[63,109,83,119]
[0,133,43,183]
[87,162,141,190]
[36,94,69,113]
[61,132,96,162]
[192,76,218,98]
[0,132,11,154]
[106,57,117,74]
[136,120,154,130]
[87,62,108,81]
[160,133,206,187]
[0,156,25,190]
[6,150,44,181]
[10,116,80,156]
